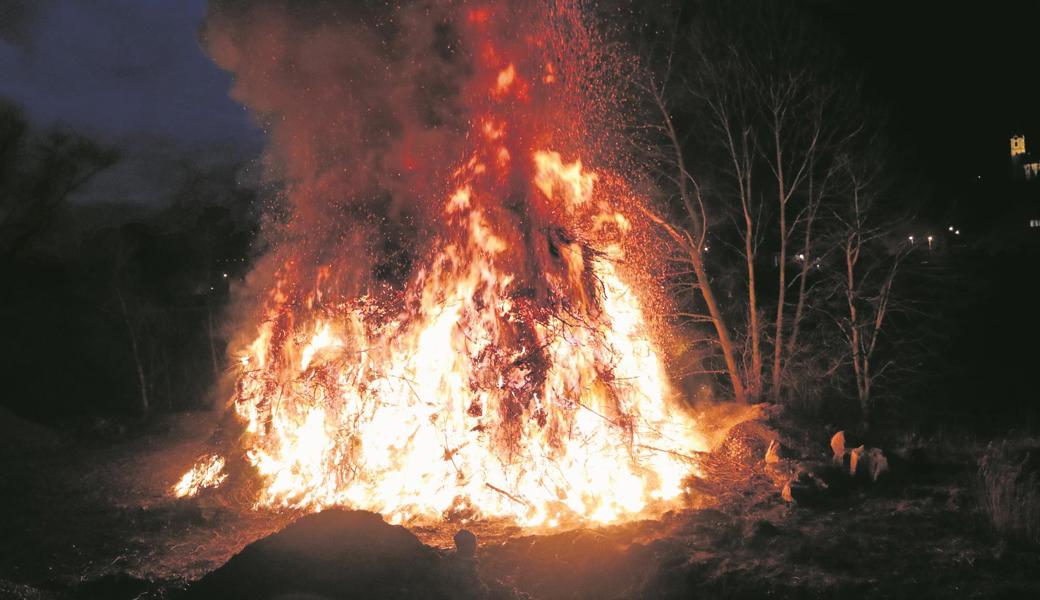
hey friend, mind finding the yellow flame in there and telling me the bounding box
[178,150,705,526]
[173,454,227,498]
[533,150,597,212]
[495,63,516,94]
[447,186,472,213]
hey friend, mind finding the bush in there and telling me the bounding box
[976,440,1040,545]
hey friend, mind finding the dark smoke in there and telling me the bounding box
[202,0,473,298]
[200,0,651,350]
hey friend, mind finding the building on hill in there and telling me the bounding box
[1010,134,1040,180]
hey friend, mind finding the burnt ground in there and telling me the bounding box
[1,409,1039,600]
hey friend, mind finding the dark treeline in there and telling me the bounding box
[625,0,1040,434]
[0,100,259,424]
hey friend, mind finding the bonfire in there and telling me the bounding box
[176,0,707,528]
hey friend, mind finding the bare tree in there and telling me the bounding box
[782,154,830,373]
[758,73,825,400]
[634,2,846,403]
[630,0,923,415]
[640,68,749,404]
[698,51,764,400]
[0,102,117,257]
[114,286,150,415]
[108,229,163,416]
[825,154,911,427]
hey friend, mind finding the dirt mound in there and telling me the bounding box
[183,509,486,600]
[688,416,790,506]
[713,419,777,465]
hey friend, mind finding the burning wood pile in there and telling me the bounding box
[174,0,708,528]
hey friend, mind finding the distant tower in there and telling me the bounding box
[1011,134,1040,180]
[1011,134,1027,157]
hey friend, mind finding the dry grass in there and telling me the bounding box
[976,439,1040,545]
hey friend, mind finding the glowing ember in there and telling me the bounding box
[178,1,708,527]
[173,455,227,498]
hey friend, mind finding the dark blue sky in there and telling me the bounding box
[0,0,261,204]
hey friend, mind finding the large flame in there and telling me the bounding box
[180,2,707,527]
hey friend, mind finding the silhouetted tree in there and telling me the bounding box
[629,0,933,422]
[0,101,118,258]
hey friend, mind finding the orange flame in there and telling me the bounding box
[178,2,707,528]
[180,148,706,526]
[173,455,227,498]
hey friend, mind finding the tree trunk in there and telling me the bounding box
[116,288,149,415]
[650,81,749,403]
[784,171,818,368]
[771,130,788,401]
[690,248,748,404]
[860,355,872,430]
[207,302,220,379]
[859,261,897,430]
[845,236,868,426]
[742,188,761,401]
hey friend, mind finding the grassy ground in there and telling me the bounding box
[1,409,1038,599]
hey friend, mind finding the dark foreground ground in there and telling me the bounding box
[1,408,1038,600]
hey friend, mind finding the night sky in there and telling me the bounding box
[817,1,1040,220]
[0,0,261,204]
[1,0,1038,217]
